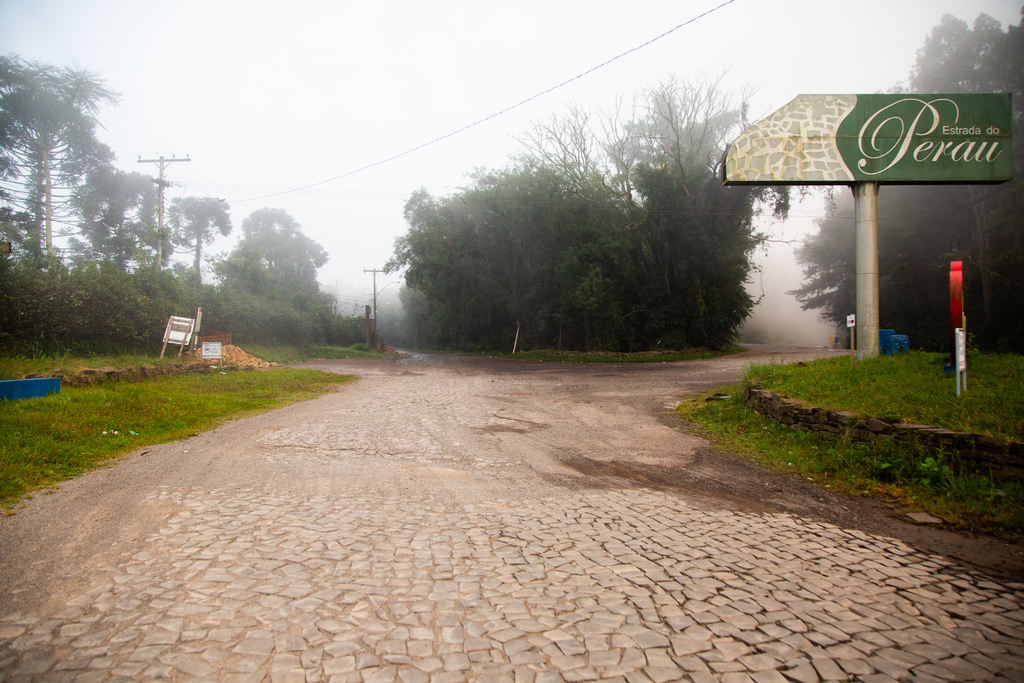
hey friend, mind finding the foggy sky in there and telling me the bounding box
[1,0,1019,342]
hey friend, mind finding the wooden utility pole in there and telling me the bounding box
[364,305,372,348]
[137,155,190,269]
[363,268,383,321]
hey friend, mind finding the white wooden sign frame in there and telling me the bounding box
[160,316,195,358]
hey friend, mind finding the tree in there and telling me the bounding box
[68,168,157,270]
[388,76,786,351]
[909,11,1024,343]
[0,56,117,260]
[216,208,327,296]
[169,196,231,284]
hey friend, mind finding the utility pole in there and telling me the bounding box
[364,305,372,349]
[138,155,190,270]
[363,268,383,321]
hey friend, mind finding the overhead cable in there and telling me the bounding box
[233,0,738,204]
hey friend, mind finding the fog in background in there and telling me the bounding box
[2,0,1019,346]
[741,193,838,348]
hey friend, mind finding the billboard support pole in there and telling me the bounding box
[854,182,880,361]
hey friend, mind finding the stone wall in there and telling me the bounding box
[744,383,1024,481]
[22,362,247,387]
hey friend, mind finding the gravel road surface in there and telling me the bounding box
[1,346,1021,682]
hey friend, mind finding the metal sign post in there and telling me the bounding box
[955,328,967,397]
[853,184,879,360]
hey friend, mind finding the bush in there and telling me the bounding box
[0,256,366,356]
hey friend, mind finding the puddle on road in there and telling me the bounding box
[474,424,529,434]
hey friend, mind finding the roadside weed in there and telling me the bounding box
[678,385,1024,533]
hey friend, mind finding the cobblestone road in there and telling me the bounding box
[2,351,1022,682]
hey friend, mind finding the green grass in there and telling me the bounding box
[0,345,387,380]
[0,353,196,381]
[677,351,1024,533]
[0,368,356,508]
[745,351,1023,441]
[237,344,385,364]
[485,346,745,363]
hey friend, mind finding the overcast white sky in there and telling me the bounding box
[1,0,1020,337]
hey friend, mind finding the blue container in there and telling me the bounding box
[0,378,61,402]
[889,334,910,355]
[879,331,910,356]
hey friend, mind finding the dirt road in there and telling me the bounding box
[1,346,1022,682]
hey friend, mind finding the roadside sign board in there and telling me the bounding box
[164,317,195,345]
[723,93,1011,362]
[950,261,964,366]
[846,314,856,328]
[723,93,1012,185]
[955,328,967,397]
[202,342,223,360]
[956,329,967,371]
[837,94,1012,183]
[160,315,196,358]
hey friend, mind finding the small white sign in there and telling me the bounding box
[202,342,223,360]
[846,314,856,328]
[956,328,967,371]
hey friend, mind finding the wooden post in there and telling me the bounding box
[191,307,203,354]
[159,316,173,359]
[365,305,372,348]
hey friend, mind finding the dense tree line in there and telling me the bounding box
[793,10,1024,353]
[0,55,363,355]
[0,215,363,355]
[387,77,788,351]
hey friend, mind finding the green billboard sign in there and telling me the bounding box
[723,93,1012,185]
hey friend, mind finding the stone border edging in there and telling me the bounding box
[744,382,1023,481]
[21,362,247,387]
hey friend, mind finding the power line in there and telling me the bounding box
[233,0,738,205]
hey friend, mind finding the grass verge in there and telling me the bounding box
[0,368,356,509]
[677,352,1024,534]
[0,353,195,381]
[237,344,385,364]
[485,346,745,363]
[745,351,1023,441]
[0,345,386,380]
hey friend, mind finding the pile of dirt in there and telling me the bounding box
[194,344,279,369]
